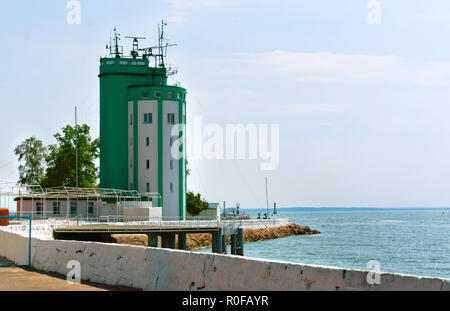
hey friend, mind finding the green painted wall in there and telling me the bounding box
[99,58,153,190]
[99,57,187,217]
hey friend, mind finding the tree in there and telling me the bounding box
[41,124,99,188]
[14,136,47,185]
[186,191,209,216]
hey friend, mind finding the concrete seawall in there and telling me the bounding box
[1,228,449,291]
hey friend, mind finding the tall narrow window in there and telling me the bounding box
[36,202,42,215]
[144,113,153,124]
[70,202,77,216]
[170,160,173,170]
[170,183,174,193]
[88,202,94,214]
[170,137,174,146]
[130,114,133,125]
[146,183,150,192]
[146,160,150,169]
[53,202,60,215]
[146,137,150,147]
[167,113,175,124]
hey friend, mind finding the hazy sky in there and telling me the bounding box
[1,0,450,208]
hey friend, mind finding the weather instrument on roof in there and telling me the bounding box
[125,36,146,58]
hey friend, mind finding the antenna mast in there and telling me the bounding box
[104,23,178,72]
[158,20,167,67]
[106,27,123,58]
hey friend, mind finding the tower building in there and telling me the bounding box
[99,23,186,219]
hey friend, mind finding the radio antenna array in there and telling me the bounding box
[106,27,123,58]
[105,21,178,73]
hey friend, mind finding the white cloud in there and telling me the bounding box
[234,50,450,86]
[297,76,341,84]
[220,69,250,76]
[319,122,334,127]
[166,15,186,23]
[167,0,239,9]
[224,87,254,95]
[267,103,344,114]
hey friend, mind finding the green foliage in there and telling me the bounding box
[41,124,99,188]
[14,136,47,185]
[186,191,209,216]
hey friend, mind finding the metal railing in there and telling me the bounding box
[49,215,266,235]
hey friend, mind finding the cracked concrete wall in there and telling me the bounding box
[0,229,38,265]
[1,229,449,290]
[29,238,450,291]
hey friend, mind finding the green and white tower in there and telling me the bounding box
[99,23,187,219]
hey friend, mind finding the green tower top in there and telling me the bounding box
[99,22,178,85]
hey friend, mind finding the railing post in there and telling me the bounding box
[236,228,244,256]
[212,228,223,254]
[178,233,187,250]
[231,233,237,255]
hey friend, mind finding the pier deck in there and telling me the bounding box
[54,224,220,234]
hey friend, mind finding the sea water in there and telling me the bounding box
[199,209,450,279]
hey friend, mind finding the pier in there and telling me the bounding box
[53,219,245,255]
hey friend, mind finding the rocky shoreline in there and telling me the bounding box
[111,223,321,250]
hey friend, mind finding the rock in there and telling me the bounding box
[110,223,321,250]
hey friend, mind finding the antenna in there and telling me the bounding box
[166,65,178,76]
[125,36,146,58]
[265,177,270,219]
[157,20,177,68]
[106,27,123,58]
[103,22,178,71]
[138,21,177,68]
[158,20,166,67]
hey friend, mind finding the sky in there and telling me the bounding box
[1,0,450,209]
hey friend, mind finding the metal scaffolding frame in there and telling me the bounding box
[0,181,161,220]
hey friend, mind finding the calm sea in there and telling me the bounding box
[199,209,450,279]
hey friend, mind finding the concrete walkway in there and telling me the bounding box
[0,267,137,291]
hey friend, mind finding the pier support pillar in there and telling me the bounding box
[161,233,176,249]
[212,229,223,254]
[230,234,237,255]
[147,233,158,247]
[178,233,187,250]
[221,235,227,254]
[236,228,244,256]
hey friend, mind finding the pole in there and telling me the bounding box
[75,107,78,190]
[28,216,32,267]
[75,107,79,219]
[265,177,269,217]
